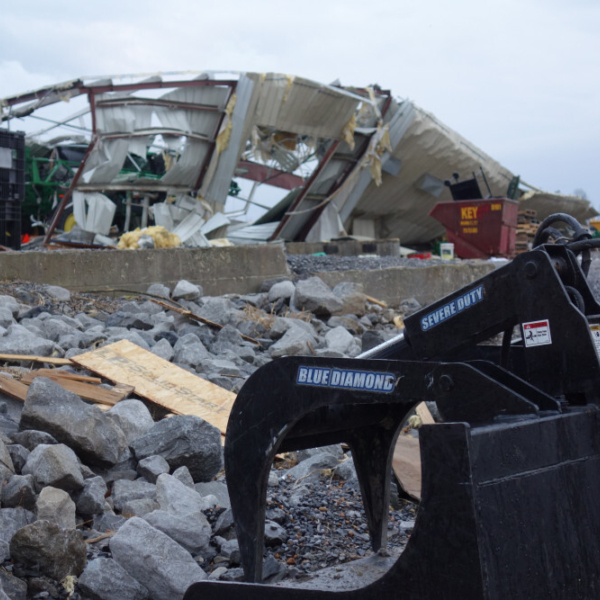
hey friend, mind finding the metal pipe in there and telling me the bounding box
[357,332,405,359]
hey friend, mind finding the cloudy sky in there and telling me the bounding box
[1,0,599,207]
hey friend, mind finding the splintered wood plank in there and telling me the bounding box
[21,369,102,385]
[416,402,435,425]
[391,402,432,501]
[0,354,72,366]
[19,371,132,406]
[392,435,422,501]
[72,340,236,434]
[0,373,29,401]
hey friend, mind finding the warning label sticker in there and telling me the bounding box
[522,320,552,347]
[589,324,600,362]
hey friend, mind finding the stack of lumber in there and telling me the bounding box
[515,209,539,255]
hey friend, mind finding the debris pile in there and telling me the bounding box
[514,209,540,255]
[0,277,420,599]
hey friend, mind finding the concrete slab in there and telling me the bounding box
[317,262,496,307]
[0,245,291,296]
[0,245,495,308]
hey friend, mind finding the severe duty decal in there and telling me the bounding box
[522,320,552,347]
[296,366,395,394]
[420,285,484,331]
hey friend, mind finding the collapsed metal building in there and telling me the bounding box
[1,71,595,247]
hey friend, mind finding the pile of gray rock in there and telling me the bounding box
[0,276,420,600]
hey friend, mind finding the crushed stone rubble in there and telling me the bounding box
[0,273,425,600]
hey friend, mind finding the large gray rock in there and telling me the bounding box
[36,486,76,529]
[143,509,211,554]
[0,307,14,329]
[78,557,149,600]
[106,311,154,331]
[264,519,288,546]
[173,343,210,370]
[119,498,160,517]
[327,315,363,335]
[110,517,207,600]
[137,455,170,484]
[10,520,86,581]
[0,295,19,317]
[292,277,344,316]
[195,481,230,509]
[107,400,155,446]
[283,452,340,483]
[268,280,295,303]
[196,297,237,326]
[269,327,315,358]
[104,330,151,351]
[172,280,203,301]
[0,507,36,561]
[361,329,388,353]
[172,466,195,489]
[76,476,108,516]
[21,377,128,467]
[0,324,55,356]
[150,338,174,362]
[6,443,29,472]
[146,283,170,299]
[325,326,355,355]
[269,316,318,341]
[41,317,78,342]
[11,429,58,451]
[0,438,15,477]
[332,281,367,315]
[93,510,127,533]
[22,443,84,493]
[112,479,157,513]
[156,473,216,515]
[43,285,71,301]
[1,474,36,510]
[0,569,26,600]
[130,415,222,482]
[0,582,10,600]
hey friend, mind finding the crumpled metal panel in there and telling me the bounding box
[202,75,255,207]
[346,103,515,245]
[253,74,360,140]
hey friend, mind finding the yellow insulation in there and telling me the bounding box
[118,226,181,249]
[216,93,237,155]
[341,114,357,150]
[282,75,295,103]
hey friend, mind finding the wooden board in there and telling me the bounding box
[21,373,132,406]
[392,435,422,501]
[0,354,72,366]
[391,402,434,501]
[0,373,29,401]
[21,369,102,385]
[72,340,236,434]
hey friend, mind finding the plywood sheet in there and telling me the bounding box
[72,340,236,434]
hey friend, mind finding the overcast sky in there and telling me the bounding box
[1,0,599,208]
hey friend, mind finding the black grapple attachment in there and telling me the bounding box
[185,214,600,600]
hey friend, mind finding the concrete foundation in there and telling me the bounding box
[0,245,291,296]
[0,246,495,306]
[317,262,496,307]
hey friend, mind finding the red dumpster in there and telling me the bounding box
[429,197,518,259]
